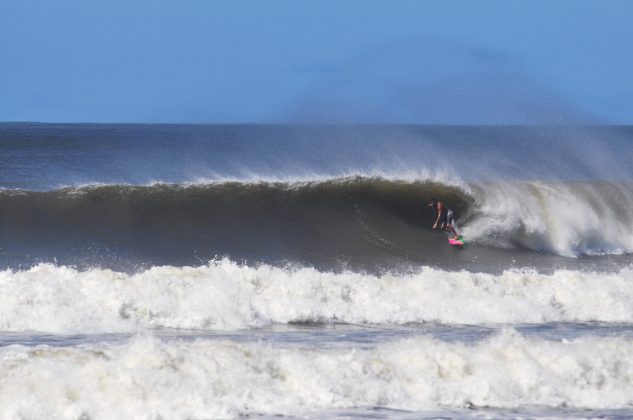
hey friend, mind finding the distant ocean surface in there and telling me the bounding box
[2,123,633,419]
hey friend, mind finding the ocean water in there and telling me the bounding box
[1,123,633,419]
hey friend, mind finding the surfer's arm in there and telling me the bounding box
[433,209,441,229]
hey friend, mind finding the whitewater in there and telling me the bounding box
[3,331,633,418]
[2,123,633,419]
[3,260,633,333]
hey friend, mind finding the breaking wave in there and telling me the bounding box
[1,177,633,271]
[3,259,633,333]
[2,330,633,418]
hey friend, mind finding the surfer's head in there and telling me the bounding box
[428,198,437,208]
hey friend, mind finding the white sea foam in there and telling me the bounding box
[464,181,633,257]
[1,330,633,418]
[2,260,633,333]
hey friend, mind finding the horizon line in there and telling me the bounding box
[1,121,632,128]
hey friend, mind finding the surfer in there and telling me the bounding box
[428,198,459,240]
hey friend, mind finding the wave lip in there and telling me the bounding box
[1,330,633,418]
[3,260,633,333]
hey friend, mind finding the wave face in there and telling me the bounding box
[1,177,633,271]
[3,260,633,333]
[2,331,633,418]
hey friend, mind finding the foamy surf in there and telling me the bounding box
[2,260,633,333]
[2,330,633,418]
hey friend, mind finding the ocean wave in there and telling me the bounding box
[2,260,633,333]
[2,330,633,418]
[1,177,632,268]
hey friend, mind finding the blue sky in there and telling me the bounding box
[1,0,632,124]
